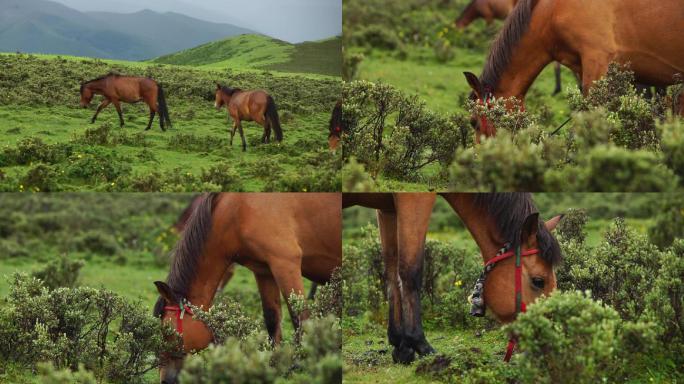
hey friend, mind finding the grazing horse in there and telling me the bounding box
[154,193,341,383]
[343,193,562,364]
[455,0,565,95]
[328,100,345,152]
[79,73,171,131]
[464,0,684,139]
[214,84,283,151]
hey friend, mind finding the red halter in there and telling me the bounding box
[473,244,539,362]
[164,299,194,335]
[478,91,494,137]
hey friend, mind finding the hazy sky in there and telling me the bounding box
[50,0,342,43]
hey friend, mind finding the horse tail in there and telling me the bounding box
[157,84,172,130]
[265,95,283,142]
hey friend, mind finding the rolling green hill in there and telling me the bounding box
[152,34,342,77]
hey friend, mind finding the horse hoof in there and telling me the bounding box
[414,342,436,357]
[392,346,415,365]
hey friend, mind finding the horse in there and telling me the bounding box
[154,193,341,383]
[455,0,566,95]
[79,73,171,131]
[463,0,684,139]
[172,195,320,300]
[343,193,562,364]
[328,100,345,152]
[214,84,283,151]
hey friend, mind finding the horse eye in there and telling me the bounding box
[531,277,545,290]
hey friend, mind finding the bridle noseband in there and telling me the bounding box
[469,242,539,362]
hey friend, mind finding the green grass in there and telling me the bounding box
[0,52,341,192]
[265,36,343,77]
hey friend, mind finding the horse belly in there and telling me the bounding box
[613,1,684,84]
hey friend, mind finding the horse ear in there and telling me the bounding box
[463,72,483,99]
[544,214,564,232]
[154,281,178,304]
[520,213,540,244]
[216,83,222,90]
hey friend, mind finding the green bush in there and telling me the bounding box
[0,274,168,383]
[648,194,684,249]
[556,208,587,244]
[21,163,63,192]
[31,254,84,290]
[509,291,659,384]
[75,231,120,256]
[66,149,132,183]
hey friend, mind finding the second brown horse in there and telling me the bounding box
[79,73,171,131]
[215,84,283,151]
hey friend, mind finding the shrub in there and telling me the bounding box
[74,231,119,256]
[556,208,588,244]
[648,194,684,249]
[509,291,659,384]
[342,225,384,318]
[79,123,113,146]
[21,163,62,192]
[31,254,84,290]
[200,162,244,191]
[190,297,261,345]
[66,149,132,182]
[37,363,97,384]
[0,273,168,383]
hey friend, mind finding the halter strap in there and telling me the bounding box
[164,298,194,335]
[470,243,539,362]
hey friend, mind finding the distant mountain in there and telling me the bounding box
[153,35,342,77]
[0,0,256,60]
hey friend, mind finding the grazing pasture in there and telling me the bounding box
[0,50,341,192]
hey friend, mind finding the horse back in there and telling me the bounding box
[110,76,157,102]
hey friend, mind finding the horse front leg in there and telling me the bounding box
[268,254,307,340]
[237,122,247,152]
[377,210,409,362]
[255,272,283,345]
[394,193,437,363]
[553,62,562,95]
[91,100,110,123]
[230,120,238,146]
[112,100,124,127]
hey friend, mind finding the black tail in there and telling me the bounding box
[157,85,172,131]
[265,95,283,142]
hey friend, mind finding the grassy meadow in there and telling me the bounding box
[0,34,342,192]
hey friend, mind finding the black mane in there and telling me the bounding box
[473,193,562,266]
[80,72,119,93]
[221,86,242,96]
[480,0,536,89]
[153,193,217,317]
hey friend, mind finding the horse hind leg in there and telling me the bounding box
[230,120,238,146]
[146,107,156,131]
[553,62,562,95]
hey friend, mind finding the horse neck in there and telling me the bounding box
[490,7,554,99]
[456,1,480,27]
[184,227,235,310]
[440,194,504,263]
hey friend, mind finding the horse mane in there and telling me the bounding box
[80,72,120,93]
[153,193,217,317]
[329,100,343,134]
[221,86,242,96]
[473,193,562,266]
[480,0,537,89]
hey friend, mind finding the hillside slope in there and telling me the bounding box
[152,35,342,77]
[0,0,255,60]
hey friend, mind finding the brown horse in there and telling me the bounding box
[154,193,341,383]
[464,0,684,138]
[343,193,562,364]
[214,84,283,151]
[79,73,171,131]
[172,195,319,300]
[455,0,566,95]
[328,100,345,152]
